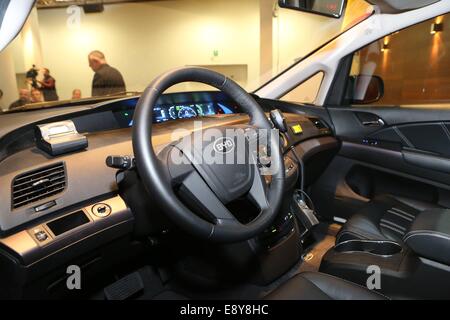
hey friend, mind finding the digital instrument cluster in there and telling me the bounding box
[153,102,235,123]
[114,101,237,127]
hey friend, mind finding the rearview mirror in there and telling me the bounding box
[349,75,384,104]
[278,0,346,18]
[0,0,35,52]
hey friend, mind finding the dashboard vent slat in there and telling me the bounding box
[13,179,65,201]
[13,169,65,190]
[13,166,64,182]
[12,162,66,209]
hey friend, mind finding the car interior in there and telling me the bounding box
[0,0,449,301]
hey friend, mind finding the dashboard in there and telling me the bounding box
[0,91,334,236]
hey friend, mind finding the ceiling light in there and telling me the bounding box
[431,22,443,35]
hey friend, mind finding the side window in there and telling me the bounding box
[348,14,449,106]
[281,72,324,104]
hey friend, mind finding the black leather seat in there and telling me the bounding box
[336,195,442,245]
[265,272,387,300]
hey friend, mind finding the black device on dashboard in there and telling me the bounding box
[35,120,88,156]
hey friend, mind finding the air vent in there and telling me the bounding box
[12,162,66,209]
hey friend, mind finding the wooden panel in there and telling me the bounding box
[356,14,450,105]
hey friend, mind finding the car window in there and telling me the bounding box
[0,0,373,113]
[348,13,449,106]
[280,72,324,104]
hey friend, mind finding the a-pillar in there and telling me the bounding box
[260,0,274,81]
[0,47,18,110]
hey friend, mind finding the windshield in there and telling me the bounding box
[0,0,372,112]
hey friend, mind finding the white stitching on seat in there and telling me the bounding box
[386,209,414,222]
[389,207,416,219]
[380,223,405,235]
[403,231,450,242]
[380,218,407,231]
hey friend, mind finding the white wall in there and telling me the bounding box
[272,0,372,75]
[12,0,371,102]
[37,0,261,100]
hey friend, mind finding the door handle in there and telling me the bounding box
[362,119,385,127]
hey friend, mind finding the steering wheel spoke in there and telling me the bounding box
[178,169,239,224]
[248,165,270,211]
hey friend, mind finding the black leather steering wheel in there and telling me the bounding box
[132,67,285,242]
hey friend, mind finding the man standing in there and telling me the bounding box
[88,50,126,96]
[9,89,30,110]
[38,68,59,101]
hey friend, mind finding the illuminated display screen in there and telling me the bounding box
[113,101,237,127]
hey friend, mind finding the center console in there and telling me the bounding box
[320,209,450,299]
[248,147,322,285]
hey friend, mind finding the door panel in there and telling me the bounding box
[312,106,450,220]
[313,12,450,220]
[402,149,450,174]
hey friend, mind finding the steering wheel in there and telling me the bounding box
[132,67,285,242]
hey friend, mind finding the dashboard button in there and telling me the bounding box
[34,229,48,242]
[92,203,111,217]
[34,200,57,212]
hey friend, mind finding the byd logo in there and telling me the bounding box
[213,137,235,154]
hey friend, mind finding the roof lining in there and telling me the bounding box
[366,0,441,14]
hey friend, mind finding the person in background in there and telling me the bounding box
[38,68,59,101]
[9,89,30,110]
[30,88,44,103]
[26,65,39,89]
[88,50,126,96]
[72,89,82,100]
